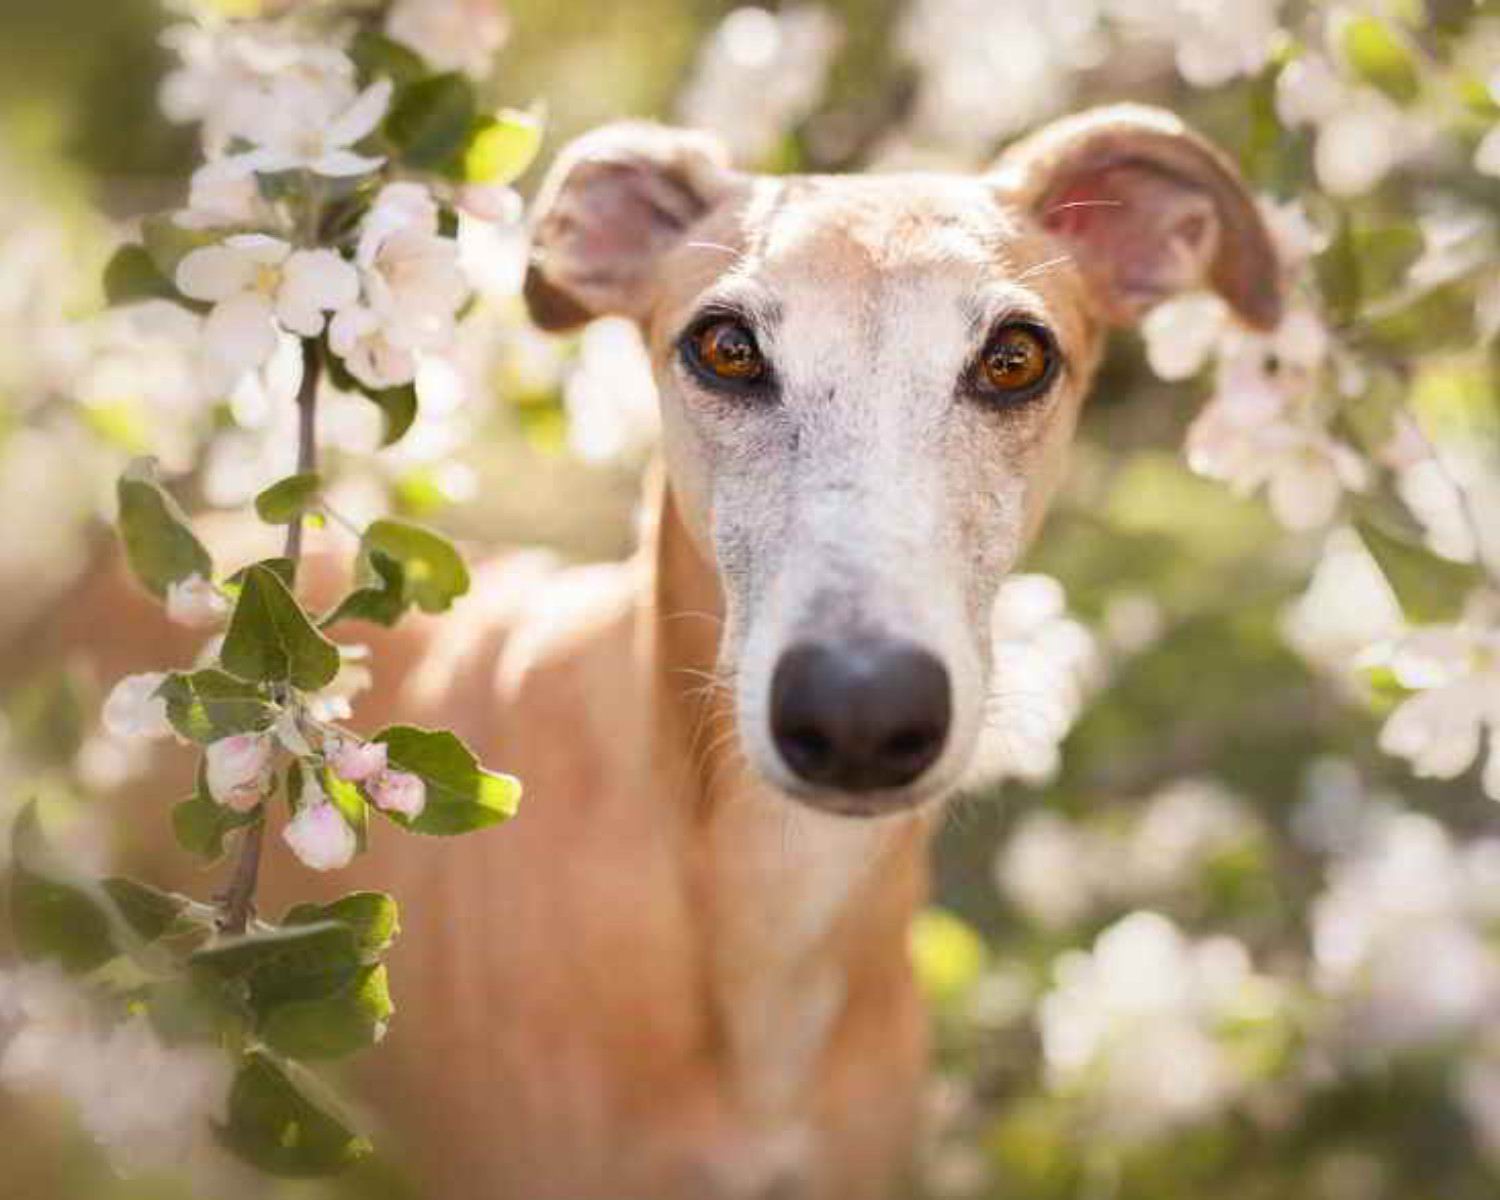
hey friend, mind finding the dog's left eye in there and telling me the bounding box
[682,317,768,389]
[974,322,1057,401]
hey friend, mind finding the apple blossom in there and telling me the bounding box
[328,737,388,784]
[165,573,228,628]
[385,0,510,80]
[173,160,268,231]
[204,733,276,812]
[101,672,173,741]
[1378,616,1500,801]
[328,305,418,389]
[177,236,359,379]
[357,225,469,353]
[282,795,357,872]
[368,769,427,819]
[231,78,393,179]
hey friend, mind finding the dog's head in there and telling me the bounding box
[525,105,1281,817]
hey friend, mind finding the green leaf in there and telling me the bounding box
[103,244,177,306]
[222,564,342,690]
[282,892,400,962]
[173,778,261,863]
[255,473,323,525]
[384,73,477,170]
[158,669,277,743]
[116,459,213,598]
[322,551,409,629]
[350,29,427,87]
[463,108,542,185]
[192,921,363,1011]
[1355,519,1483,623]
[323,348,419,446]
[1339,13,1420,104]
[373,725,521,836]
[363,519,470,614]
[260,964,393,1060]
[219,1051,372,1177]
[101,877,194,943]
[226,556,297,591]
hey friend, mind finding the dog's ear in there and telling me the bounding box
[524,123,740,332]
[993,104,1283,330]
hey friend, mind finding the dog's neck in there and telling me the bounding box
[646,475,933,1140]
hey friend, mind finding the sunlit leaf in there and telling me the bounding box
[363,520,470,614]
[219,1051,372,1177]
[157,669,277,744]
[116,459,213,598]
[222,564,342,690]
[372,725,521,835]
[255,473,323,525]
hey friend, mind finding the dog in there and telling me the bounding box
[25,104,1281,1200]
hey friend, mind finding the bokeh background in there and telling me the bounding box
[2,1,1500,1197]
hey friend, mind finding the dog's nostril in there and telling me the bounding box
[769,639,952,794]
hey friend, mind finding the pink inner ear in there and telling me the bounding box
[1042,163,1221,325]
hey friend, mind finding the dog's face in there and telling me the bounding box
[527,106,1280,817]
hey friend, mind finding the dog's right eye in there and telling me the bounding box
[683,318,768,389]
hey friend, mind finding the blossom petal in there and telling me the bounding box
[204,292,278,377]
[329,79,394,146]
[313,149,388,178]
[276,250,360,337]
[176,245,256,303]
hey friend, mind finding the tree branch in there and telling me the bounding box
[219,338,321,935]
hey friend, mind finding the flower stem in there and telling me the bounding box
[219,338,321,935]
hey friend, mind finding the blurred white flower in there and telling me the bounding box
[1282,527,1404,680]
[174,159,269,231]
[1475,125,1500,178]
[329,305,418,389]
[1313,810,1500,1051]
[386,0,509,79]
[232,78,392,179]
[997,811,1101,929]
[328,737,388,784]
[358,223,468,353]
[1124,779,1261,896]
[205,732,276,811]
[1377,612,1500,799]
[1461,1043,1500,1169]
[102,672,173,741]
[165,573,228,628]
[678,6,842,164]
[1039,911,1282,1137]
[177,236,358,380]
[282,794,357,871]
[1168,0,1281,88]
[563,317,660,463]
[369,768,427,818]
[0,965,232,1175]
[966,574,1103,788]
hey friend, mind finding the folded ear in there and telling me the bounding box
[993,104,1283,330]
[524,122,740,332]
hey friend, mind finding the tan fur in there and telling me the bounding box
[15,107,1281,1199]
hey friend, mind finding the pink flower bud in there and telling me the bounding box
[102,673,173,740]
[281,802,357,872]
[204,734,275,812]
[368,769,426,818]
[327,737,388,784]
[165,575,228,629]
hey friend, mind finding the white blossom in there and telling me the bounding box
[385,0,510,79]
[177,235,358,381]
[165,573,228,628]
[102,672,173,740]
[1377,611,1500,800]
[368,769,427,819]
[328,737,388,784]
[174,159,268,231]
[0,965,232,1175]
[204,732,275,811]
[328,305,419,389]
[355,185,469,351]
[231,77,392,179]
[1038,911,1283,1137]
[282,794,357,871]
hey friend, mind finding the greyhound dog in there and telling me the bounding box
[40,104,1281,1199]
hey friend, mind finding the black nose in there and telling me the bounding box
[770,639,952,793]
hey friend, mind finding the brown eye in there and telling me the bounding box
[978,323,1054,398]
[689,318,767,386]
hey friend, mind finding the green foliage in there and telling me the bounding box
[103,244,177,306]
[172,769,261,862]
[116,459,213,598]
[372,725,521,835]
[323,550,409,629]
[464,108,543,184]
[384,73,477,171]
[1337,12,1421,104]
[222,563,342,690]
[1355,518,1484,623]
[282,892,400,961]
[219,1052,372,1177]
[255,473,324,525]
[259,964,394,1060]
[363,519,470,614]
[157,669,277,743]
[323,348,419,446]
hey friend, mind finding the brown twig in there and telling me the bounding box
[218,338,321,935]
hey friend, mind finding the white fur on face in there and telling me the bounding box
[654,175,1094,810]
